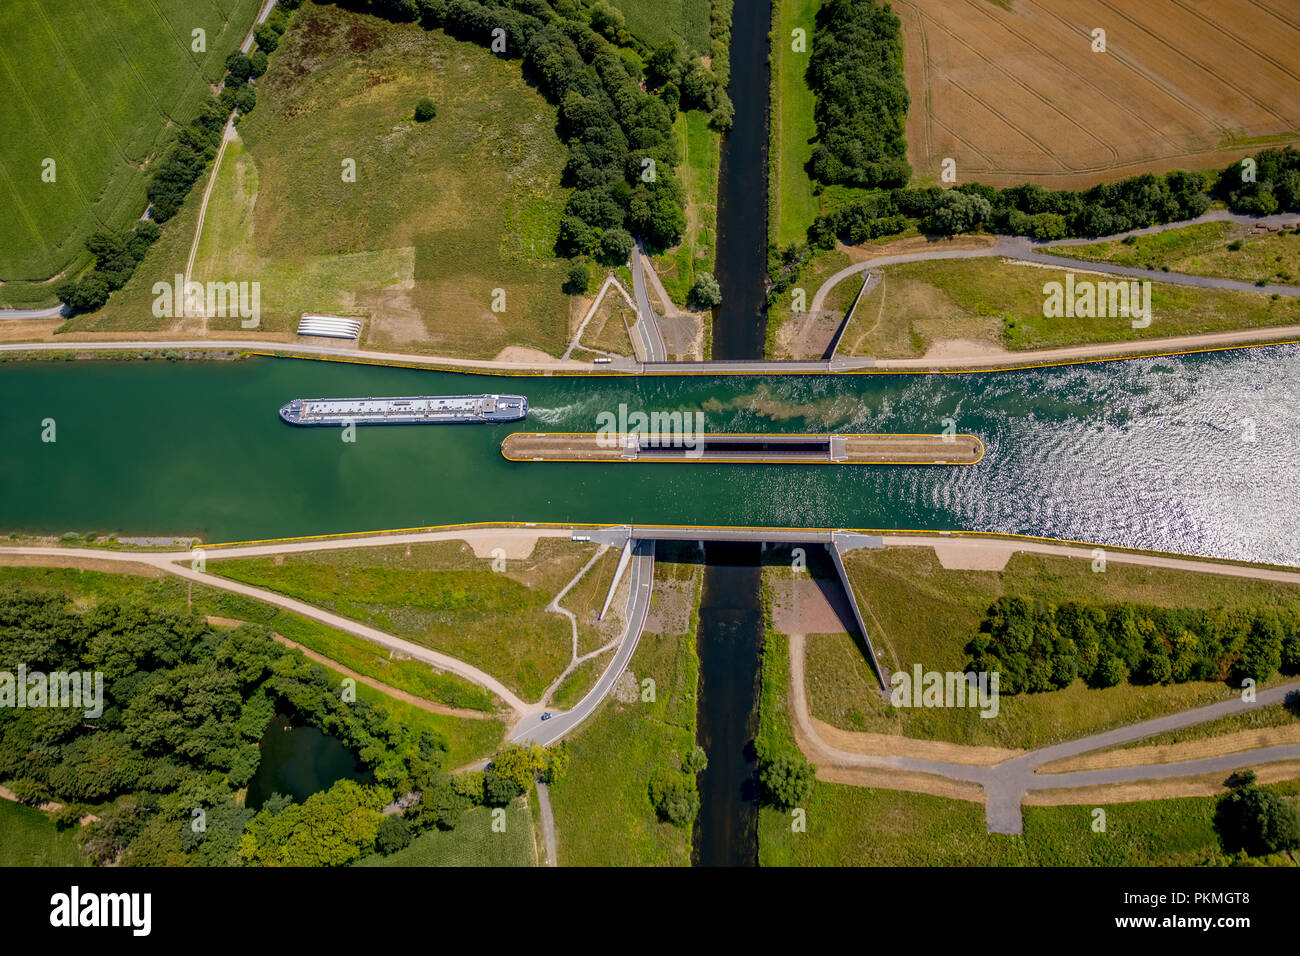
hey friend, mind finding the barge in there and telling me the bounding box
[279,394,528,426]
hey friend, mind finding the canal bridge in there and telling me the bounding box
[577,524,890,694]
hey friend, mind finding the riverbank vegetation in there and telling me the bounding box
[547,544,702,864]
[820,547,1300,749]
[210,538,606,702]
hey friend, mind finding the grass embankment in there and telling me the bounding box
[758,777,1300,866]
[354,800,535,866]
[764,247,855,356]
[1047,222,1300,286]
[210,539,599,702]
[0,565,506,768]
[769,0,821,249]
[0,0,261,301]
[808,548,1300,749]
[79,5,573,358]
[837,257,1300,357]
[0,800,87,867]
[547,546,702,865]
[653,110,720,307]
[1112,703,1299,751]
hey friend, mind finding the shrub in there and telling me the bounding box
[688,271,722,309]
[563,260,590,294]
[757,745,815,809]
[647,768,699,826]
[414,97,437,122]
[1215,784,1300,856]
[1228,239,1245,251]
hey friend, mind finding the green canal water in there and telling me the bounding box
[0,349,1297,564]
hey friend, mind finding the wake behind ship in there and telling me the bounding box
[279,394,528,426]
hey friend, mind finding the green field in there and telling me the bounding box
[1047,222,1300,286]
[653,110,720,307]
[211,538,601,701]
[605,0,712,50]
[0,565,506,767]
[757,618,1300,866]
[0,800,87,867]
[0,0,261,296]
[83,5,573,356]
[837,256,1300,357]
[547,549,702,865]
[354,800,535,866]
[769,0,821,248]
[758,780,1300,866]
[809,547,1300,748]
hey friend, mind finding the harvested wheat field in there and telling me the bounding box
[896,0,1300,188]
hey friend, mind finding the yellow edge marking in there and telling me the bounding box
[498,432,986,465]
[198,522,1293,569]
[242,336,1300,377]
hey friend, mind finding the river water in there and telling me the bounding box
[695,0,772,867]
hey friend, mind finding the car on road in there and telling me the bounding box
[540,712,553,721]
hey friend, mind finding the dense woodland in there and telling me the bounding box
[966,596,1300,695]
[806,0,911,189]
[0,588,553,866]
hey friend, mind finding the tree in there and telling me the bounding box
[683,745,708,775]
[375,815,413,854]
[757,746,815,809]
[922,191,992,235]
[598,227,635,265]
[1215,783,1300,856]
[589,0,625,38]
[414,97,437,122]
[253,23,279,53]
[491,743,549,791]
[688,271,722,309]
[224,52,253,84]
[563,260,590,294]
[482,771,523,807]
[648,768,699,826]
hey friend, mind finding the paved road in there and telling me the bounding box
[629,242,668,362]
[510,539,655,745]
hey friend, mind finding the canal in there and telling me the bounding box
[1,349,1295,562]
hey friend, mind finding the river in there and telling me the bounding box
[695,0,773,867]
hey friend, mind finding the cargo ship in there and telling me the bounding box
[278,394,528,426]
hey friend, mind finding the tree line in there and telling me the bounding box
[965,595,1300,695]
[56,3,295,314]
[807,147,1300,249]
